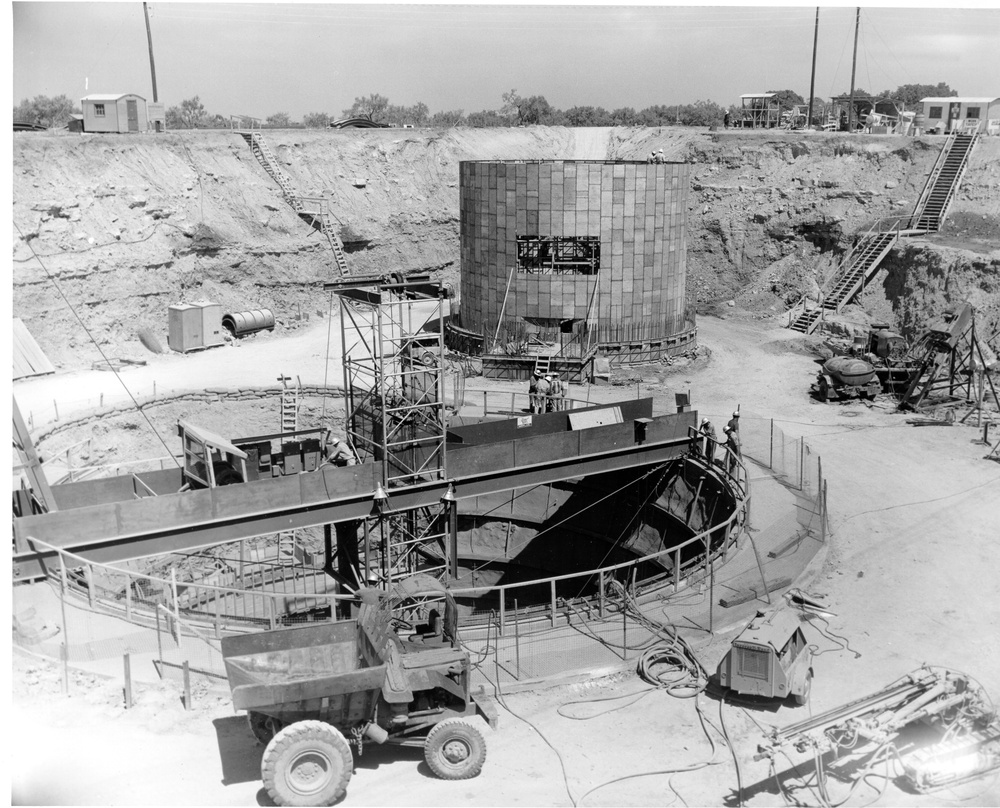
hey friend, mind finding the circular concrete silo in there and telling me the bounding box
[457,160,696,365]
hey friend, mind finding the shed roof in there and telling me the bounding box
[740,93,776,99]
[735,609,805,652]
[919,97,999,104]
[81,93,146,102]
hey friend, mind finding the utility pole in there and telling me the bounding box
[143,2,159,103]
[807,8,819,129]
[847,7,860,132]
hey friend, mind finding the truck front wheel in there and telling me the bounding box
[262,721,353,807]
[424,718,487,780]
[793,670,813,706]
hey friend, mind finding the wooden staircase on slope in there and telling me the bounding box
[237,130,350,277]
[788,228,901,334]
[910,132,978,233]
[788,133,978,335]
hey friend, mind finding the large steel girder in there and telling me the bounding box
[13,412,695,580]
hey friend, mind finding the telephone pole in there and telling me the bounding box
[847,7,860,132]
[807,8,819,129]
[143,2,159,103]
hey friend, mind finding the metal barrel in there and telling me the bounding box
[222,309,275,337]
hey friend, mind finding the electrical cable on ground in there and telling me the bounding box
[13,220,180,466]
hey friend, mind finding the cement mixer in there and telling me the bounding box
[814,355,882,401]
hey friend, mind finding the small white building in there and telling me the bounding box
[918,97,1000,135]
[80,93,149,133]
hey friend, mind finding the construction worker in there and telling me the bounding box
[647,150,657,163]
[699,418,717,464]
[727,410,740,436]
[723,425,741,475]
[654,148,665,164]
[549,374,564,412]
[537,374,551,413]
[328,437,356,466]
[528,371,540,414]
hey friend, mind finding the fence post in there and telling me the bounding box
[499,588,505,637]
[85,564,95,609]
[183,661,191,710]
[799,437,805,490]
[59,560,70,695]
[267,596,276,630]
[550,580,557,628]
[124,653,133,709]
[513,599,521,680]
[599,570,606,617]
[621,597,628,660]
[483,391,488,417]
[125,574,133,622]
[673,548,681,593]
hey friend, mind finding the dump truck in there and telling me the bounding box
[221,575,497,806]
[716,609,814,705]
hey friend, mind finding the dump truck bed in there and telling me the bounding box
[221,620,387,726]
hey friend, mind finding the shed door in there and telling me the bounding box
[948,102,961,132]
[126,100,139,132]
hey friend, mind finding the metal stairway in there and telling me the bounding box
[911,132,978,233]
[787,228,900,334]
[788,133,978,335]
[237,130,350,277]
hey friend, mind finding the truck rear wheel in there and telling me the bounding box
[262,720,353,807]
[424,718,486,780]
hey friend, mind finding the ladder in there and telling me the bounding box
[279,374,299,433]
[238,131,350,277]
[534,355,554,376]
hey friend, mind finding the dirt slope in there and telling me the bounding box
[14,127,999,370]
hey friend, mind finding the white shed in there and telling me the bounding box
[918,97,1000,135]
[80,93,149,133]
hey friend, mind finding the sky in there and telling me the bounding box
[9,2,1000,120]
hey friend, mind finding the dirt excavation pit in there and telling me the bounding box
[12,127,1000,807]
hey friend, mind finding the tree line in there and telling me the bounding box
[15,83,957,130]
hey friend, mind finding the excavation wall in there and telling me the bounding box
[13,128,1000,368]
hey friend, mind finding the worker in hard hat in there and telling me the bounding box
[699,417,717,464]
[328,437,356,466]
[529,371,540,414]
[549,373,564,412]
[536,374,551,414]
[727,410,740,436]
[723,425,741,475]
[654,148,665,163]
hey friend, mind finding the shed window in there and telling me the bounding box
[966,107,981,119]
[516,236,600,275]
[928,106,942,120]
[94,104,106,117]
